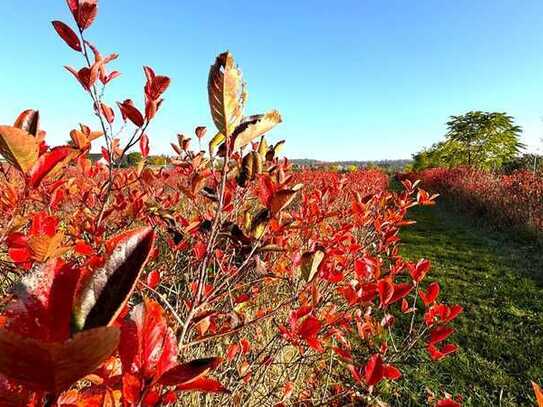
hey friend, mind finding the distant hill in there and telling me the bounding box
[290,158,412,171]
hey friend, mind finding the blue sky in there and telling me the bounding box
[1,1,542,160]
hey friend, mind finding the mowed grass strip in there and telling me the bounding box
[392,198,543,406]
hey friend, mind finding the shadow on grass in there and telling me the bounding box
[392,200,543,406]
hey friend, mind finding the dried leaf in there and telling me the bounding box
[300,249,325,282]
[208,52,246,137]
[209,132,225,156]
[0,126,39,172]
[13,110,40,136]
[232,111,282,150]
[270,184,302,215]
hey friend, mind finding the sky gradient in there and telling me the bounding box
[1,0,542,160]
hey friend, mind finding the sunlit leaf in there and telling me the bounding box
[72,227,155,331]
[232,111,282,150]
[51,20,82,51]
[13,110,40,136]
[0,126,40,172]
[300,249,325,282]
[28,146,76,188]
[208,52,246,137]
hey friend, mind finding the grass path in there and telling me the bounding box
[395,198,543,406]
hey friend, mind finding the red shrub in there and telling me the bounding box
[403,167,543,234]
[0,2,462,406]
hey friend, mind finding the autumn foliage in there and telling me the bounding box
[401,167,543,235]
[0,1,463,406]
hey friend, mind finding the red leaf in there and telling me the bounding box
[427,343,458,361]
[66,0,79,14]
[28,146,73,188]
[144,69,171,101]
[159,357,221,386]
[226,343,239,361]
[100,102,115,124]
[117,99,144,127]
[121,372,142,405]
[419,281,440,306]
[532,381,543,407]
[13,109,40,136]
[195,126,207,139]
[4,259,80,342]
[377,279,394,306]
[176,376,229,394]
[428,326,455,345]
[120,299,177,384]
[240,338,251,354]
[146,269,160,289]
[409,259,431,282]
[140,134,150,158]
[75,0,98,30]
[51,20,81,51]
[101,146,110,162]
[388,283,413,305]
[437,398,461,407]
[194,241,207,260]
[8,247,31,263]
[364,354,384,386]
[382,364,401,380]
[75,240,94,256]
[298,315,321,340]
[347,364,362,383]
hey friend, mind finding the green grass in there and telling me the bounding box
[391,199,543,406]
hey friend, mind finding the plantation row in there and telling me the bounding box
[400,167,543,236]
[0,1,465,406]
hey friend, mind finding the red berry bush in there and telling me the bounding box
[0,2,462,406]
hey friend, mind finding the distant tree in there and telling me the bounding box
[411,112,524,171]
[443,111,524,169]
[502,153,543,174]
[147,155,168,166]
[411,142,448,171]
[126,151,143,166]
[346,164,358,172]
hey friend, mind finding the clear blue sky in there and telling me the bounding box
[1,1,542,160]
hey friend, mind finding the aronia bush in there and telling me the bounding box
[0,1,462,405]
[401,167,543,235]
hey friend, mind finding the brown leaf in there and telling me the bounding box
[0,326,120,393]
[13,110,40,136]
[208,52,246,137]
[0,126,40,172]
[232,111,282,150]
[160,358,222,386]
[28,232,68,262]
[300,249,325,282]
[270,184,302,215]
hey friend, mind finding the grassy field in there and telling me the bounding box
[391,196,543,406]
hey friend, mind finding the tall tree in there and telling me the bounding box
[444,111,524,169]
